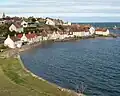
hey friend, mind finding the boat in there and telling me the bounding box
[113,25,117,29]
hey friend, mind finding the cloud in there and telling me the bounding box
[0,0,120,22]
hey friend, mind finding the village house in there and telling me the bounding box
[46,18,55,26]
[56,26,73,39]
[20,34,28,42]
[4,35,16,48]
[4,34,23,48]
[47,25,73,40]
[17,32,38,43]
[4,33,39,49]
[21,20,28,27]
[89,26,95,35]
[84,29,90,36]
[36,35,43,42]
[95,28,110,36]
[56,32,65,40]
[9,22,23,33]
[41,30,48,41]
[67,31,74,38]
[72,31,84,37]
[0,20,5,25]
[48,31,69,40]
[48,31,61,40]
[70,25,85,37]
[9,24,17,32]
[63,32,71,39]
[26,32,37,43]
[70,24,95,37]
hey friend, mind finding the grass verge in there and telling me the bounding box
[0,58,79,96]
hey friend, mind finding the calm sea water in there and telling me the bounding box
[21,25,120,96]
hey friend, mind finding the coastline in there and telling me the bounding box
[18,55,83,96]
[1,34,117,58]
[0,57,83,96]
[0,41,86,96]
[0,35,117,96]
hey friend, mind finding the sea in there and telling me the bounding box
[21,22,120,96]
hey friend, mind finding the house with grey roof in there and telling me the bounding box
[9,22,23,33]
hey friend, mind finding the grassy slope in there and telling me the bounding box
[0,58,77,96]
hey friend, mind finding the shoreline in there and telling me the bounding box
[0,35,117,58]
[18,55,83,96]
[0,35,117,96]
[0,41,86,96]
[0,57,81,96]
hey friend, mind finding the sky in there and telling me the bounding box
[0,0,120,22]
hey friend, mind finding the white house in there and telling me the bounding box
[46,18,55,26]
[73,31,85,37]
[4,35,16,49]
[9,24,23,33]
[21,20,28,27]
[18,33,38,43]
[84,31,90,36]
[70,24,92,37]
[9,24,17,32]
[42,36,48,41]
[21,34,28,42]
[36,35,43,42]
[89,27,95,35]
[59,33,65,40]
[68,32,74,38]
[95,28,110,36]
[48,31,61,40]
[15,41,22,48]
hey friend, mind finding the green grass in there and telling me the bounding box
[0,58,78,96]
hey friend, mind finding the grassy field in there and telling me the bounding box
[0,58,79,96]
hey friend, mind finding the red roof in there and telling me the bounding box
[70,24,91,32]
[95,28,107,32]
[17,33,37,39]
[26,33,37,39]
[17,34,23,39]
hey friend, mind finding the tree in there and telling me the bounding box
[0,23,11,37]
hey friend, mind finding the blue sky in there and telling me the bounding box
[0,0,120,22]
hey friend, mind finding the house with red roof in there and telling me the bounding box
[95,28,110,36]
[70,24,91,37]
[17,32,38,43]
